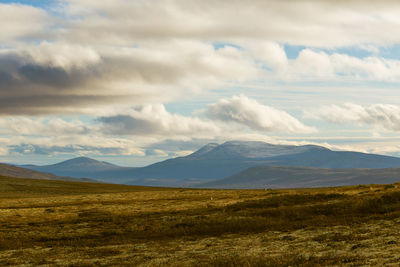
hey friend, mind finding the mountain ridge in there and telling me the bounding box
[0,162,96,182]
[198,165,400,189]
[20,140,400,187]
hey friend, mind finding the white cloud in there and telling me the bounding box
[204,95,316,133]
[0,117,89,136]
[18,42,101,70]
[242,41,288,71]
[0,117,146,156]
[0,4,52,44]
[0,146,8,156]
[290,49,335,80]
[266,49,400,82]
[310,103,400,131]
[62,0,400,47]
[330,53,400,81]
[99,104,220,136]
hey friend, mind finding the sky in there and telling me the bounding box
[1,0,400,166]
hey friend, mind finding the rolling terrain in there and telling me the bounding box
[21,157,133,183]
[21,141,400,187]
[2,176,400,266]
[0,163,95,183]
[199,166,400,189]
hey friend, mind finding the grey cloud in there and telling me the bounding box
[0,50,172,114]
[0,40,256,115]
[98,115,160,135]
[0,95,131,115]
[0,52,89,91]
[18,64,80,88]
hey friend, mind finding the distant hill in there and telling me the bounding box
[198,166,400,189]
[21,157,135,183]
[21,141,400,187]
[22,156,120,172]
[0,163,95,182]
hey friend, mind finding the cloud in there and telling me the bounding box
[243,41,288,71]
[330,53,400,81]
[0,116,147,156]
[0,117,89,136]
[256,48,400,82]
[0,4,52,44]
[98,104,220,136]
[3,133,147,157]
[8,143,144,157]
[0,146,8,156]
[204,95,316,133]
[4,0,400,164]
[19,41,101,70]
[0,40,258,115]
[63,0,400,47]
[310,103,400,131]
[2,1,400,116]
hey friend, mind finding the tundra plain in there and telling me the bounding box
[1,176,400,266]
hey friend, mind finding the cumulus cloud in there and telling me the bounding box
[98,104,220,136]
[3,0,400,163]
[204,95,316,133]
[258,48,400,82]
[311,103,400,131]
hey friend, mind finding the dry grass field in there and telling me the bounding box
[1,176,400,266]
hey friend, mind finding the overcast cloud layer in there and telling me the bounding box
[2,0,400,165]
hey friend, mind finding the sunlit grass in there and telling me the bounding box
[1,176,400,266]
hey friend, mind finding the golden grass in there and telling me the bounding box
[1,176,400,266]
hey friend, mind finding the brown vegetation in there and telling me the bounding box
[1,176,400,266]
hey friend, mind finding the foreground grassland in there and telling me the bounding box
[1,176,400,266]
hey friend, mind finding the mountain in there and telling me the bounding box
[0,163,95,182]
[121,141,400,186]
[21,141,400,186]
[198,166,400,189]
[23,156,120,172]
[21,157,134,182]
[187,141,328,159]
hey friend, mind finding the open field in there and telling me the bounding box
[1,176,400,266]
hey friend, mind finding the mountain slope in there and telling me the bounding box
[123,141,400,186]
[0,163,95,182]
[22,157,134,182]
[20,141,400,186]
[199,166,400,189]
